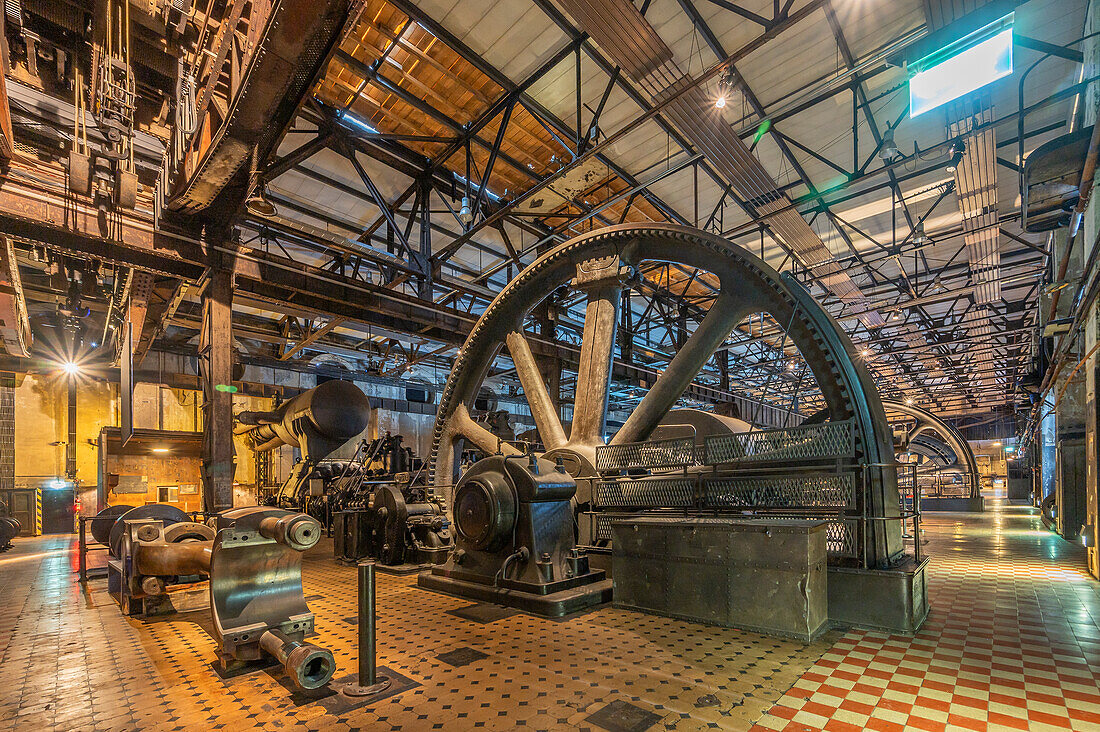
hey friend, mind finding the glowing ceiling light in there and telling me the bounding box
[152,447,170,453]
[909,15,1014,118]
[714,96,726,109]
[905,398,914,405]
[61,361,80,376]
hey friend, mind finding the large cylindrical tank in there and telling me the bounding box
[238,380,370,451]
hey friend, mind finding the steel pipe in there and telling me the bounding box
[340,560,391,697]
[133,540,213,577]
[358,561,377,686]
[258,628,336,691]
[258,513,323,552]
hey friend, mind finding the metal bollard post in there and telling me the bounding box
[359,561,376,685]
[340,560,391,697]
[78,517,87,583]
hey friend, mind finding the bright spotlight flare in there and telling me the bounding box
[60,361,80,375]
[714,66,735,109]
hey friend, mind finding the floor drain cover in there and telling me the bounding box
[585,700,661,732]
[447,603,518,624]
[437,647,489,667]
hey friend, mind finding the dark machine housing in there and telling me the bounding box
[418,453,611,616]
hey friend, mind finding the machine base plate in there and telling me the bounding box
[417,572,613,617]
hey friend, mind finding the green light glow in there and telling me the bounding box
[752,119,772,145]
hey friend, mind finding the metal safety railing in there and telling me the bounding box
[917,471,978,500]
[704,420,855,465]
[76,515,110,583]
[582,422,922,568]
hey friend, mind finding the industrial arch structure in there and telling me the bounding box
[883,400,983,512]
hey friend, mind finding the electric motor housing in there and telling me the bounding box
[420,452,610,615]
[452,465,516,552]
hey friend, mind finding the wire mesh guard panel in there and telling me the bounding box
[595,437,697,472]
[595,513,614,543]
[594,478,695,508]
[704,421,856,465]
[747,515,859,559]
[824,520,858,558]
[703,474,856,510]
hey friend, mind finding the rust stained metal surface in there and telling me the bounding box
[168,0,354,218]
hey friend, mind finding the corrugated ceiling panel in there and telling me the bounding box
[556,0,887,325]
[412,0,570,81]
[735,11,837,108]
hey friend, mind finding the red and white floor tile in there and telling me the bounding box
[753,500,1100,732]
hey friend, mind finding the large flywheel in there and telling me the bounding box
[431,224,902,563]
[884,399,981,504]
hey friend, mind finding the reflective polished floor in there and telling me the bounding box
[0,498,1097,731]
[754,499,1100,732]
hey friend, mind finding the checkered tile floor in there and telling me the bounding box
[752,499,1100,732]
[0,497,1096,731]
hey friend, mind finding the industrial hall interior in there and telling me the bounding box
[2,0,1100,730]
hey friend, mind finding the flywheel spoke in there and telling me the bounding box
[449,404,522,457]
[506,331,567,450]
[612,292,745,445]
[570,281,621,446]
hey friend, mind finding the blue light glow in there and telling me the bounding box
[454,173,501,202]
[339,112,379,134]
[910,27,1013,117]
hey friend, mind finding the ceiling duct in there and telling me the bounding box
[554,0,884,328]
[925,0,1005,392]
[951,102,1001,307]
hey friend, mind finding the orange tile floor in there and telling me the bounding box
[0,498,1097,731]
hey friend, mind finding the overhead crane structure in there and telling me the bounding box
[0,0,1080,452]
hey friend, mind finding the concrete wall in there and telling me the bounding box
[12,375,296,517]
[105,453,203,513]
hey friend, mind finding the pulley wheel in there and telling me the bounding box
[109,504,190,557]
[0,517,18,545]
[90,505,131,546]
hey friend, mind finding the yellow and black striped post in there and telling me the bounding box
[34,487,42,536]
